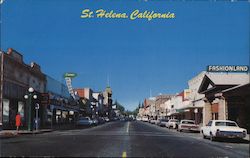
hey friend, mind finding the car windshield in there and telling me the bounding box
[80,117,89,121]
[182,121,195,124]
[215,122,237,127]
[161,119,168,122]
[170,120,178,122]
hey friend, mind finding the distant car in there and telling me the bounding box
[177,120,199,132]
[136,117,142,121]
[97,117,105,124]
[92,118,99,126]
[76,117,93,126]
[142,116,149,122]
[155,119,160,125]
[166,119,179,129]
[150,119,157,124]
[104,117,110,122]
[120,117,126,121]
[201,120,247,141]
[157,119,169,127]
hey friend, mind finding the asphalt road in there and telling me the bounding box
[1,121,249,157]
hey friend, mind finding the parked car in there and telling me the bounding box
[136,117,142,121]
[142,116,149,122]
[166,119,179,129]
[200,120,247,141]
[157,119,169,127]
[92,118,99,126]
[177,120,199,132]
[76,117,93,126]
[104,117,110,122]
[149,119,157,124]
[97,117,105,124]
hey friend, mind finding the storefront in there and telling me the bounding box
[1,49,46,129]
[198,72,249,126]
[222,83,250,133]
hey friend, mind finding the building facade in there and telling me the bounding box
[198,73,249,126]
[0,48,46,129]
[41,76,80,128]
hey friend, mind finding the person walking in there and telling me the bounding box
[15,112,21,131]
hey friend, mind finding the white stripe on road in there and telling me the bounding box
[225,145,233,149]
[126,122,130,133]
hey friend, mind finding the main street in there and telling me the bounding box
[1,121,249,157]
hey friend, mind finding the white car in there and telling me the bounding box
[166,119,179,129]
[142,116,149,122]
[201,120,247,141]
[177,120,200,132]
[150,119,157,124]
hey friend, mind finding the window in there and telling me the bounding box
[3,99,10,123]
[18,101,25,118]
[182,121,195,124]
[207,121,212,126]
[212,112,218,120]
[215,122,237,127]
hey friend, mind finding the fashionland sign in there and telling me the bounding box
[207,65,249,72]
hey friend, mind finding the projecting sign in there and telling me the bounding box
[207,65,249,72]
[64,73,77,78]
[64,72,77,100]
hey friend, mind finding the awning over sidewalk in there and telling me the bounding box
[50,105,79,112]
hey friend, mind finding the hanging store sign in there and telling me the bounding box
[64,72,78,100]
[207,65,249,72]
[65,77,76,99]
[64,73,77,78]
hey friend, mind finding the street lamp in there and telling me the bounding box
[24,87,37,131]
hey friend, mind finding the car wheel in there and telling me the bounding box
[210,134,216,141]
[179,129,182,132]
[201,131,206,139]
[203,134,207,139]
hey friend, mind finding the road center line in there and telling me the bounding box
[126,122,130,133]
[122,151,127,158]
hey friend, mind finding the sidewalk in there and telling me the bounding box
[0,124,77,138]
[0,129,53,139]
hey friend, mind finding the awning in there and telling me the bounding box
[50,105,79,112]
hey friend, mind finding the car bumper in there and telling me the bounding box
[180,127,200,132]
[216,132,246,139]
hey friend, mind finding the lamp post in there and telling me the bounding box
[24,87,37,131]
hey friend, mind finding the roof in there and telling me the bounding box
[198,73,249,94]
[206,73,249,85]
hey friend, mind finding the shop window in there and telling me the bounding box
[3,99,10,123]
[18,101,25,120]
[212,113,218,120]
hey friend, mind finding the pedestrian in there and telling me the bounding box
[15,112,21,131]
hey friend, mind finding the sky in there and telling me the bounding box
[1,0,249,111]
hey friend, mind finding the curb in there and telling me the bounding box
[0,129,53,138]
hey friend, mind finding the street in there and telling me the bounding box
[1,121,249,157]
